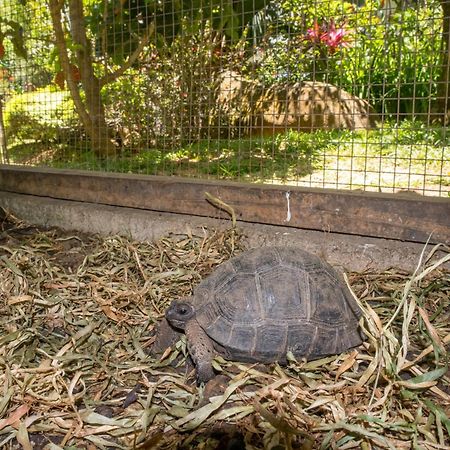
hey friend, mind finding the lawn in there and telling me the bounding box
[3,90,449,197]
[14,127,449,196]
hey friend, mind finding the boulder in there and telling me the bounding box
[217,70,378,135]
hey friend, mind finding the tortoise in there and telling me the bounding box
[165,246,363,383]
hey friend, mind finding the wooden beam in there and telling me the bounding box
[0,165,449,244]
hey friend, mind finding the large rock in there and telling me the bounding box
[217,70,378,135]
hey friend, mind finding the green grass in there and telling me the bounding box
[3,90,449,196]
[43,132,327,182]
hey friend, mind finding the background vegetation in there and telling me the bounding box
[0,0,448,195]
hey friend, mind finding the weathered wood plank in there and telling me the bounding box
[0,165,449,244]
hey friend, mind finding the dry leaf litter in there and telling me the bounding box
[0,207,449,450]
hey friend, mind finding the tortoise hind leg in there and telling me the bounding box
[185,320,216,383]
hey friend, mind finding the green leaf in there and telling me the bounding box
[423,399,450,438]
[400,389,417,400]
[405,366,447,385]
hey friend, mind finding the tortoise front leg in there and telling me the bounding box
[185,320,216,383]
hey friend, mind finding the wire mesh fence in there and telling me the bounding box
[0,0,449,196]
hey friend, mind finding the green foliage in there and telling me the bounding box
[103,20,235,149]
[13,117,447,193]
[5,87,77,144]
[380,119,449,148]
[48,131,327,181]
[272,130,327,173]
[0,14,27,59]
[86,0,268,64]
[252,0,443,118]
[0,0,54,89]
[343,0,443,116]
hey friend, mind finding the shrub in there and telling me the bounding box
[5,87,77,144]
[103,21,235,150]
[250,0,442,118]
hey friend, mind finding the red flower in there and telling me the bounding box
[305,19,352,52]
[321,20,351,50]
[306,20,321,43]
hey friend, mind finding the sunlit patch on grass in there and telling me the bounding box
[5,107,449,196]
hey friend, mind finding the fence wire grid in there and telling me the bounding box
[0,0,449,196]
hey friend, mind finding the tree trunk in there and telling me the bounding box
[437,0,450,124]
[67,0,117,156]
[49,0,116,157]
[0,95,8,164]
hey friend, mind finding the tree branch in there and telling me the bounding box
[49,0,116,156]
[100,22,155,87]
[439,0,450,121]
[67,0,102,103]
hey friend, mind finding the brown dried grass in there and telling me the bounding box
[0,208,449,449]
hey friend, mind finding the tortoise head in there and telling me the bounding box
[165,300,195,330]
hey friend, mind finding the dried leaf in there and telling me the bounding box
[0,217,448,449]
[0,405,29,431]
[7,295,33,305]
[80,411,134,428]
[16,420,32,450]
[335,350,358,380]
[170,377,248,431]
[417,306,445,352]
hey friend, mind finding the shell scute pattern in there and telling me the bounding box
[192,247,362,360]
[276,246,322,270]
[254,324,288,361]
[308,272,350,325]
[230,246,280,275]
[287,323,318,355]
[257,266,308,321]
[219,273,261,322]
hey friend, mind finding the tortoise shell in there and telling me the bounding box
[191,246,363,362]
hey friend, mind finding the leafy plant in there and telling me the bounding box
[251,0,443,119]
[5,87,77,144]
[103,20,238,150]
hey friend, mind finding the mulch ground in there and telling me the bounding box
[0,207,449,449]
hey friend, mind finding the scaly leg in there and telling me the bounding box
[185,320,216,383]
